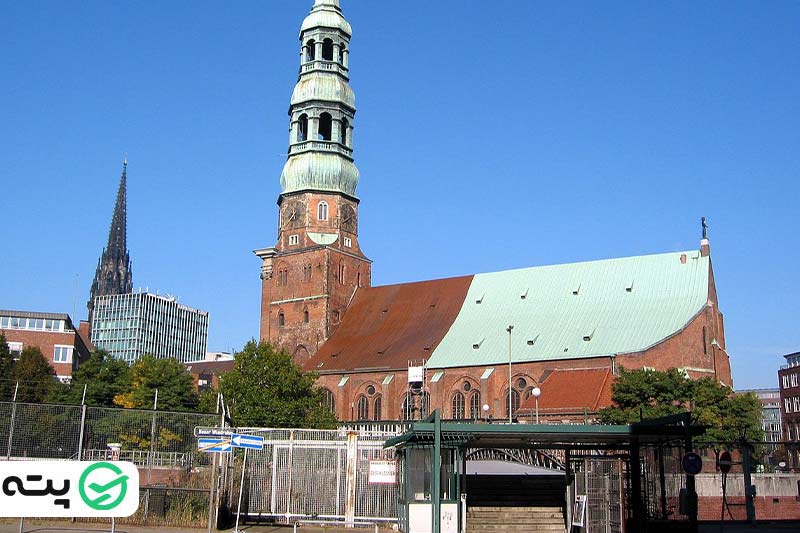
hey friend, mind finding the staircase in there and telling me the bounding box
[466,506,566,532]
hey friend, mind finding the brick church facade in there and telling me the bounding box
[255,0,732,422]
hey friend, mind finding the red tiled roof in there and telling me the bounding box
[185,359,235,376]
[520,368,615,412]
[303,276,474,373]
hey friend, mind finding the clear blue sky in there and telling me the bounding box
[1,1,797,390]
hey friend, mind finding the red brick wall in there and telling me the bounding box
[1,328,88,378]
[697,496,800,520]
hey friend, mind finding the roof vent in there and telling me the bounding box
[583,329,596,342]
[527,334,539,346]
[475,294,484,304]
[572,284,581,295]
[626,280,634,293]
[520,288,529,300]
[563,347,569,352]
[472,338,485,350]
[331,352,339,358]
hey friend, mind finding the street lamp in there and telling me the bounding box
[531,386,541,424]
[482,403,490,423]
[506,325,513,423]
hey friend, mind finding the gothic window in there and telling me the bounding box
[419,391,431,418]
[373,396,382,421]
[702,326,708,355]
[452,392,466,420]
[319,112,333,141]
[318,201,329,221]
[338,260,345,284]
[469,391,481,419]
[303,309,310,323]
[277,268,288,286]
[357,271,361,287]
[338,43,345,64]
[303,264,312,282]
[401,394,412,421]
[322,388,335,413]
[306,39,316,61]
[341,118,349,146]
[322,38,334,61]
[504,388,521,418]
[297,114,308,142]
[278,311,285,327]
[356,395,369,420]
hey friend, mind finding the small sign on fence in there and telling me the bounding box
[368,460,397,484]
[197,437,232,453]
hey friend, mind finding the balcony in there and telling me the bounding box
[301,60,349,77]
[290,140,353,158]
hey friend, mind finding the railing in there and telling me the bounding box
[301,60,348,76]
[290,140,353,157]
[82,448,199,468]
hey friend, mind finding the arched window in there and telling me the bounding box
[419,391,431,418]
[319,112,332,141]
[278,311,285,327]
[452,392,466,420]
[318,201,329,221]
[303,263,312,282]
[303,308,310,323]
[357,271,361,288]
[504,388,521,418]
[306,39,316,61]
[321,388,335,413]
[338,260,345,285]
[469,391,481,419]
[277,268,288,286]
[702,326,708,355]
[338,43,345,64]
[341,118,349,146]
[401,394,412,421]
[356,395,369,421]
[297,114,308,142]
[373,396,382,421]
[322,38,334,61]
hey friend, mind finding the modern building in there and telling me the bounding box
[738,388,782,446]
[254,1,732,422]
[90,292,209,363]
[0,310,92,382]
[87,160,133,325]
[779,352,800,467]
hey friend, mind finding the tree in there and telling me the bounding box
[219,341,337,428]
[13,346,56,403]
[599,367,764,446]
[49,350,131,406]
[0,334,15,400]
[113,354,198,411]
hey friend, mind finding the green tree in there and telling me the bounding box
[0,333,15,400]
[219,341,336,428]
[113,354,198,411]
[599,367,764,446]
[49,350,131,406]
[197,387,220,414]
[13,346,56,403]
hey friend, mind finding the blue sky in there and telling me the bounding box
[1,1,797,390]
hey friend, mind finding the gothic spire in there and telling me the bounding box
[88,158,133,323]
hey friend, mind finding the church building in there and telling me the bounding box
[254,0,732,422]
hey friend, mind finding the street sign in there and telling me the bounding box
[194,427,234,438]
[231,434,264,450]
[718,451,733,474]
[197,437,232,453]
[681,452,703,476]
[368,460,397,484]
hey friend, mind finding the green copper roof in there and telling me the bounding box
[291,74,355,109]
[280,152,359,197]
[426,251,709,368]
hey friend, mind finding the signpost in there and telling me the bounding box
[198,437,233,453]
[231,434,264,450]
[681,452,703,476]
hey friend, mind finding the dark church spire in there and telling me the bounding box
[88,158,133,323]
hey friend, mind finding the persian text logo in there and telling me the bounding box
[0,461,139,517]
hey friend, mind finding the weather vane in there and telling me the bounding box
[701,217,708,240]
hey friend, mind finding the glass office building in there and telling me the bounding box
[90,292,209,363]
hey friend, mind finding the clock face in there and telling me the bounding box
[283,201,306,228]
[340,204,356,233]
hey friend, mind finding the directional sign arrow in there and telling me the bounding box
[198,437,233,453]
[231,434,264,450]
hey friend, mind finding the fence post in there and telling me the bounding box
[148,389,158,485]
[345,431,358,527]
[77,403,87,461]
[286,430,295,521]
[6,381,19,460]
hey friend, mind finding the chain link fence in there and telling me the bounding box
[0,400,218,527]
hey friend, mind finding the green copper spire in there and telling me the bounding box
[280,0,358,198]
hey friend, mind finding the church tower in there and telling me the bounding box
[255,0,371,363]
[88,159,133,324]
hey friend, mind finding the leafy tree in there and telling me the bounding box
[0,333,15,400]
[197,387,220,414]
[113,354,198,411]
[219,341,336,428]
[49,350,131,406]
[13,346,56,403]
[600,367,764,446]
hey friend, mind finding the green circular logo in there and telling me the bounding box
[79,462,129,511]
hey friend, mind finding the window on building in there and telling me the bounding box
[319,113,333,141]
[469,391,481,419]
[8,342,22,358]
[322,38,334,61]
[420,391,430,419]
[318,201,329,221]
[338,43,346,64]
[53,345,72,364]
[786,398,792,413]
[341,118,349,146]
[702,326,708,355]
[297,114,308,142]
[344,237,352,248]
[373,396,382,421]
[306,39,316,61]
[289,234,299,246]
[357,395,369,420]
[303,309,310,323]
[338,260,345,285]
[321,388,335,413]
[793,374,798,387]
[504,388,521,418]
[278,312,285,327]
[452,392,466,420]
[278,269,288,286]
[303,264,312,282]
[401,394,412,421]
[794,397,800,412]
[784,375,790,389]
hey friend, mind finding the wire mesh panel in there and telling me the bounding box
[5,402,82,459]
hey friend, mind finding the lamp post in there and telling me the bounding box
[482,403,490,424]
[531,386,541,424]
[506,325,513,423]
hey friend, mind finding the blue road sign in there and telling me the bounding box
[231,434,264,450]
[198,437,232,453]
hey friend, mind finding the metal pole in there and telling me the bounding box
[77,402,87,461]
[207,453,218,533]
[535,396,539,425]
[17,518,23,533]
[507,325,513,423]
[148,389,158,485]
[7,382,19,460]
[742,440,756,523]
[234,448,248,532]
[433,409,441,533]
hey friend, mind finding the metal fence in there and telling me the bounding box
[0,400,219,528]
[232,427,402,525]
